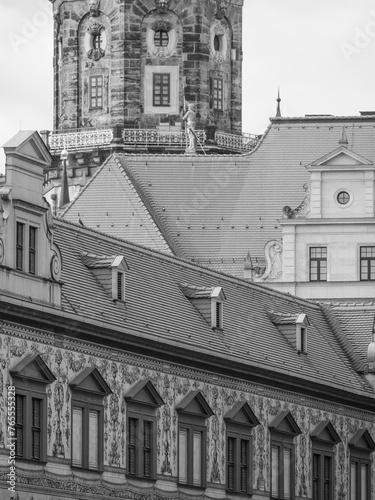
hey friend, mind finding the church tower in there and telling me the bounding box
[51,0,243,134]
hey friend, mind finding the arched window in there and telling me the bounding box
[214,34,220,51]
[154,30,169,47]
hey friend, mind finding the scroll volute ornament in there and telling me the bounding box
[154,0,170,14]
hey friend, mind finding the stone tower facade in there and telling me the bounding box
[51,0,243,134]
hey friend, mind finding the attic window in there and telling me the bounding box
[269,312,309,354]
[215,301,223,329]
[298,326,307,353]
[117,272,124,301]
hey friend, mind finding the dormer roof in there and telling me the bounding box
[81,252,129,271]
[180,283,226,301]
[269,311,309,326]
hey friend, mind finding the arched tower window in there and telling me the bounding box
[214,34,220,51]
[154,30,169,47]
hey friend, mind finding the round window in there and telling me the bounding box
[337,191,350,205]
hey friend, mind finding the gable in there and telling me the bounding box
[3,130,52,166]
[125,379,164,407]
[10,354,56,384]
[224,401,260,427]
[176,390,214,417]
[311,421,341,444]
[349,429,375,452]
[269,411,301,436]
[308,146,373,171]
[70,367,112,396]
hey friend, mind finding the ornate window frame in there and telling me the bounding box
[85,22,107,61]
[147,21,177,58]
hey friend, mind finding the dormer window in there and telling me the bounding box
[16,221,38,274]
[81,252,129,303]
[179,283,226,330]
[269,312,309,354]
[117,271,125,301]
[215,300,223,329]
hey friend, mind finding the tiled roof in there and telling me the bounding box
[62,116,375,278]
[62,156,172,255]
[321,301,375,371]
[49,218,374,399]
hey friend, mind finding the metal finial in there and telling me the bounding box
[276,87,281,118]
[338,126,348,146]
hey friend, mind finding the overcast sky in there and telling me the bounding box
[1,0,375,171]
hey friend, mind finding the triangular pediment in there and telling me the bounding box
[124,379,164,407]
[311,421,341,444]
[70,367,112,396]
[10,354,56,384]
[307,146,373,171]
[269,411,301,436]
[349,429,375,452]
[224,401,260,427]
[111,255,130,271]
[176,390,214,417]
[3,131,52,166]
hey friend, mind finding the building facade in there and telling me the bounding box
[1,132,375,500]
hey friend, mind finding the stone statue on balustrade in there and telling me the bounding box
[183,103,197,154]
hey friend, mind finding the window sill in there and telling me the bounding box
[14,458,47,467]
[178,483,206,491]
[71,466,103,474]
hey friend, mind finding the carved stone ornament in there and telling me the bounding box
[255,240,283,282]
[151,20,172,33]
[154,0,170,14]
[282,182,311,219]
[88,0,100,17]
[215,0,227,20]
[86,22,106,61]
[51,251,62,281]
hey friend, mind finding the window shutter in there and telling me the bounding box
[227,437,235,490]
[361,464,367,500]
[128,418,137,475]
[193,431,202,485]
[89,410,99,469]
[72,407,83,466]
[31,398,41,459]
[15,395,24,457]
[143,421,151,477]
[283,448,291,499]
[179,428,188,483]
[240,439,248,492]
[117,272,123,300]
[271,445,279,497]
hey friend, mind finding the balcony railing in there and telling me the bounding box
[215,131,259,152]
[48,128,113,150]
[47,128,259,153]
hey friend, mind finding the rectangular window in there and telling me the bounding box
[90,76,103,109]
[127,416,155,479]
[226,433,252,494]
[271,442,293,499]
[117,272,124,300]
[14,392,45,461]
[29,226,37,275]
[313,452,332,500]
[178,424,205,487]
[350,458,370,500]
[213,78,223,111]
[360,246,375,281]
[153,73,170,106]
[309,247,327,282]
[16,222,24,271]
[72,402,102,470]
[216,302,222,328]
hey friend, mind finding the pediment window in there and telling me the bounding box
[310,421,341,500]
[224,402,259,494]
[176,391,213,487]
[269,411,301,500]
[10,354,56,462]
[70,367,112,471]
[125,380,164,479]
[349,429,375,500]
